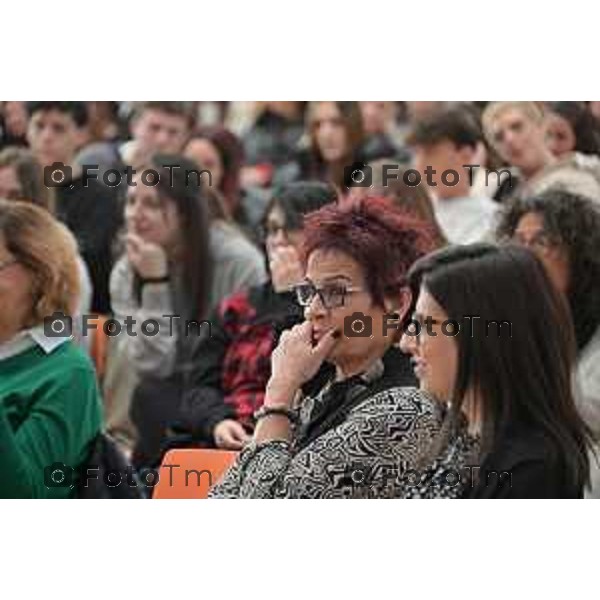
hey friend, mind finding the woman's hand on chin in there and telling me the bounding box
[266,322,340,406]
[125,233,168,279]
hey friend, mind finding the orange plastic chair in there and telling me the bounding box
[87,314,109,380]
[152,448,239,499]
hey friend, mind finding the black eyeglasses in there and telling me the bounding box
[294,280,365,309]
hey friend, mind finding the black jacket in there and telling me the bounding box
[177,282,303,444]
[463,426,583,499]
[55,175,122,314]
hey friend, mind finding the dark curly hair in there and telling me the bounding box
[301,195,436,307]
[496,189,600,351]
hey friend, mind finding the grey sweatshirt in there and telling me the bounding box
[109,222,267,378]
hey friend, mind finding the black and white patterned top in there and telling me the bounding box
[209,378,479,499]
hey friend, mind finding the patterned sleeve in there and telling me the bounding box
[209,387,443,498]
[209,440,292,498]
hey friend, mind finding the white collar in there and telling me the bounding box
[0,326,71,361]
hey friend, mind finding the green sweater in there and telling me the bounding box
[0,341,102,498]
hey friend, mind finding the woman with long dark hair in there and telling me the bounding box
[401,243,592,498]
[497,189,600,495]
[185,127,243,219]
[301,101,366,191]
[178,181,338,450]
[106,154,265,467]
[185,126,269,234]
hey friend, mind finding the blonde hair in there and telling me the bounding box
[482,101,546,147]
[0,200,80,324]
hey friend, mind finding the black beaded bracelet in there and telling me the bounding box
[140,275,170,286]
[254,405,300,426]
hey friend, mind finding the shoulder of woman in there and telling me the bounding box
[356,386,444,421]
[211,222,261,257]
[481,428,562,479]
[210,225,266,286]
[36,340,98,383]
[580,326,600,362]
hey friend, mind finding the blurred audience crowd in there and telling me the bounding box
[1,100,599,498]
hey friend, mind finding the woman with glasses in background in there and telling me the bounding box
[177,182,337,450]
[210,196,478,498]
[497,189,600,496]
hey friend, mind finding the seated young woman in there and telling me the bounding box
[107,154,266,469]
[400,243,592,498]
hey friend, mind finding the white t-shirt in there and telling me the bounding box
[576,327,600,498]
[432,195,499,245]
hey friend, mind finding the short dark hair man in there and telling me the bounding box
[407,106,498,244]
[126,101,195,162]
